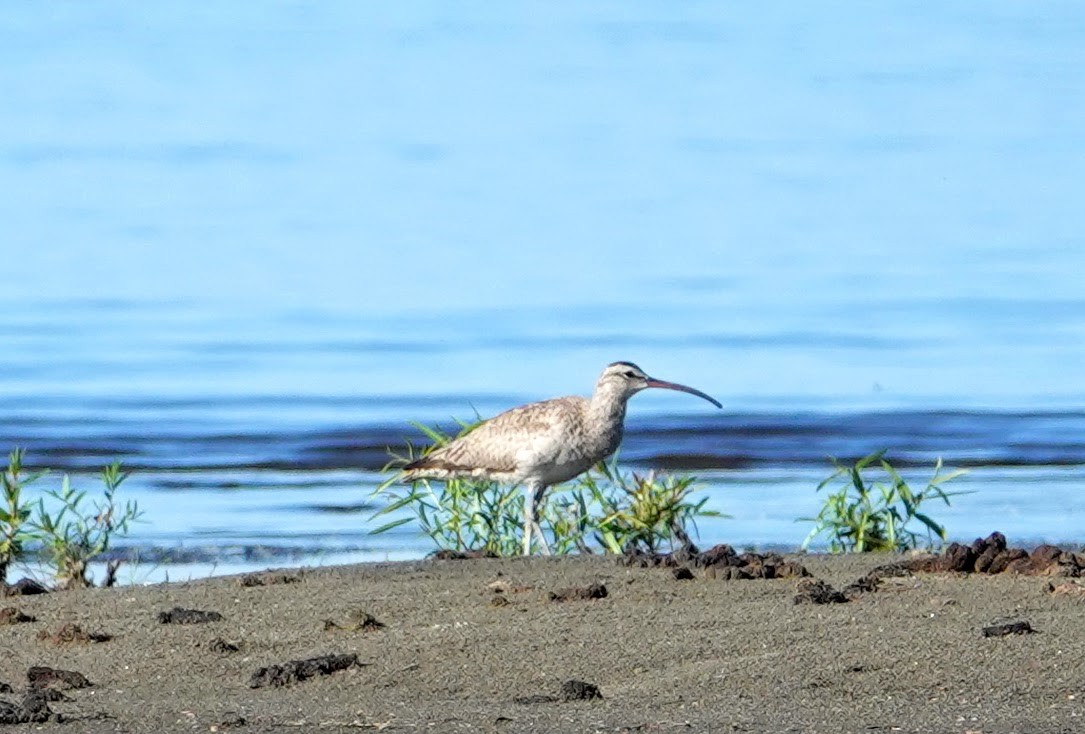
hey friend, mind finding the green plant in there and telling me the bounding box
[569,460,724,554]
[800,451,967,553]
[371,421,723,556]
[32,462,143,589]
[0,448,45,584]
[371,421,526,556]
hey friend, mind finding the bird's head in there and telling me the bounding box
[596,361,722,408]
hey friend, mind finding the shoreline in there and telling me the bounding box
[57,529,1085,589]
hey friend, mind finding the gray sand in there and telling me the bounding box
[1,554,1082,733]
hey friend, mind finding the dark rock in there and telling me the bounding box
[988,548,1028,575]
[3,578,49,597]
[0,607,34,625]
[941,543,976,572]
[842,574,881,597]
[974,546,999,574]
[982,621,1035,637]
[617,549,675,568]
[671,567,694,581]
[739,554,766,578]
[905,533,1085,578]
[158,607,224,624]
[1004,556,1034,575]
[667,543,699,566]
[777,560,813,579]
[695,544,739,568]
[514,680,603,705]
[702,551,809,581]
[560,679,602,701]
[431,549,498,560]
[794,578,848,605]
[870,561,915,577]
[249,653,361,689]
[1031,544,1064,566]
[0,691,53,724]
[0,699,21,725]
[973,531,1007,555]
[705,565,723,579]
[35,688,73,702]
[207,637,241,654]
[1058,559,1082,577]
[548,583,607,602]
[36,622,112,644]
[624,544,810,580]
[20,690,53,722]
[27,666,92,690]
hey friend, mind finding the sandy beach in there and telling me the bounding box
[2,545,1084,734]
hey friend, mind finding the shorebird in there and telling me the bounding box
[401,361,722,555]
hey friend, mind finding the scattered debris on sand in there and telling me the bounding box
[1048,580,1085,596]
[323,609,384,633]
[249,653,362,689]
[794,578,848,605]
[431,549,498,560]
[36,623,112,645]
[238,571,301,587]
[623,544,811,581]
[209,711,247,731]
[671,567,695,581]
[0,607,34,625]
[206,637,241,654]
[548,582,607,602]
[515,679,603,704]
[0,690,54,725]
[2,579,48,597]
[27,666,92,691]
[787,531,1085,606]
[560,679,602,700]
[902,532,1085,576]
[158,607,224,624]
[982,621,1036,638]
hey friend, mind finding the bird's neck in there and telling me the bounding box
[587,383,630,433]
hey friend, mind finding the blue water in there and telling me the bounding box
[2,3,1084,582]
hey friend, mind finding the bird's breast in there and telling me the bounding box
[515,421,623,486]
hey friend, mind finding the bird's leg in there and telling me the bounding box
[534,523,551,556]
[522,482,551,556]
[531,483,551,556]
[522,484,535,556]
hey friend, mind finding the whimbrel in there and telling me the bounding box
[401,361,721,555]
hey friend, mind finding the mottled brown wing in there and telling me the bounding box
[402,397,585,480]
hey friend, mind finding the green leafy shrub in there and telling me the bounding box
[800,451,967,553]
[370,421,524,556]
[0,448,44,584]
[567,460,723,554]
[32,461,142,589]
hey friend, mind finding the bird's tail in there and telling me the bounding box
[400,453,506,483]
[403,457,429,472]
[400,454,461,481]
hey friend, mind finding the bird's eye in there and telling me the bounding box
[623,370,638,378]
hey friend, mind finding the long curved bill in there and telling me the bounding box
[646,377,723,408]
